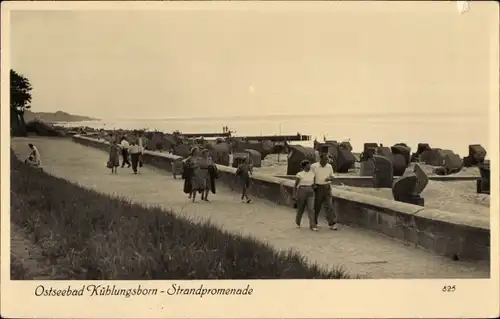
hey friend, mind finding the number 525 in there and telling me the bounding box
[442,285,456,292]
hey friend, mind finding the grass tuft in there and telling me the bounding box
[10,254,31,280]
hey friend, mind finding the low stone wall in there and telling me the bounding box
[72,135,490,261]
[275,175,479,188]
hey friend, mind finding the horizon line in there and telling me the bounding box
[106,111,483,122]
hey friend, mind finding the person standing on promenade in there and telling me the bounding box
[199,149,216,202]
[236,157,253,203]
[311,153,338,230]
[187,148,205,202]
[137,132,145,168]
[129,138,142,174]
[172,157,183,180]
[107,138,120,174]
[182,157,193,199]
[292,160,318,231]
[120,136,131,168]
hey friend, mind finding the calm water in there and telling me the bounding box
[61,113,490,157]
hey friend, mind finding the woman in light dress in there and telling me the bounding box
[108,137,120,174]
[187,148,204,202]
[186,148,215,202]
[199,149,214,202]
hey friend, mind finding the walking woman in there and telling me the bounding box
[182,158,193,197]
[187,148,205,202]
[292,160,317,231]
[199,149,217,202]
[108,138,120,174]
[235,157,253,203]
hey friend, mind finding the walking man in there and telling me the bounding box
[120,136,131,168]
[311,153,338,230]
[129,138,142,174]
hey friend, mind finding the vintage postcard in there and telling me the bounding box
[1,1,499,318]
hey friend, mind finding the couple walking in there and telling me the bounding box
[182,147,219,202]
[292,153,338,231]
[107,134,144,174]
[119,136,143,173]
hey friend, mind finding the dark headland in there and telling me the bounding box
[24,110,99,123]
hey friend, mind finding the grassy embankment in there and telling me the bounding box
[10,150,352,280]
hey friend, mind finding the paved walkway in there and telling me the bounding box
[11,137,490,279]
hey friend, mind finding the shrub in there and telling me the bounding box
[11,154,352,280]
[26,119,65,137]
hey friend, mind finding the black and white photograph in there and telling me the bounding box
[1,1,499,318]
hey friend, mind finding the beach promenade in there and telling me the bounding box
[11,137,490,279]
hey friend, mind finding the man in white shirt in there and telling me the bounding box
[310,153,338,230]
[129,138,142,174]
[120,137,131,168]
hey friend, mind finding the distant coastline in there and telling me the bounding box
[24,110,99,123]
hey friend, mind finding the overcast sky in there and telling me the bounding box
[10,2,496,120]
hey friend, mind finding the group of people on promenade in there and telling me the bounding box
[180,146,253,203]
[107,138,337,230]
[179,146,338,231]
[24,139,338,231]
[107,133,145,174]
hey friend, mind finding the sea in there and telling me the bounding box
[59,113,490,158]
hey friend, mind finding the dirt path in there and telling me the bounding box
[10,137,490,279]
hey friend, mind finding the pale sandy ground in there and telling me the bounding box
[256,155,489,218]
[10,137,489,279]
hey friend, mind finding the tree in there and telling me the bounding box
[10,69,32,136]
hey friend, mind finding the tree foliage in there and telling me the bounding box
[10,69,33,136]
[11,69,32,112]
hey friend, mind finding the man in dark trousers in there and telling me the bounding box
[129,139,142,174]
[120,136,131,168]
[310,153,338,230]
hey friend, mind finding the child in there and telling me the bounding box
[172,157,183,179]
[236,157,253,203]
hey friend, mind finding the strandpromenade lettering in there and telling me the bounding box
[166,284,253,298]
[34,284,253,298]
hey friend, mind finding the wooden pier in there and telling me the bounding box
[176,132,231,138]
[236,133,311,142]
[176,132,312,142]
